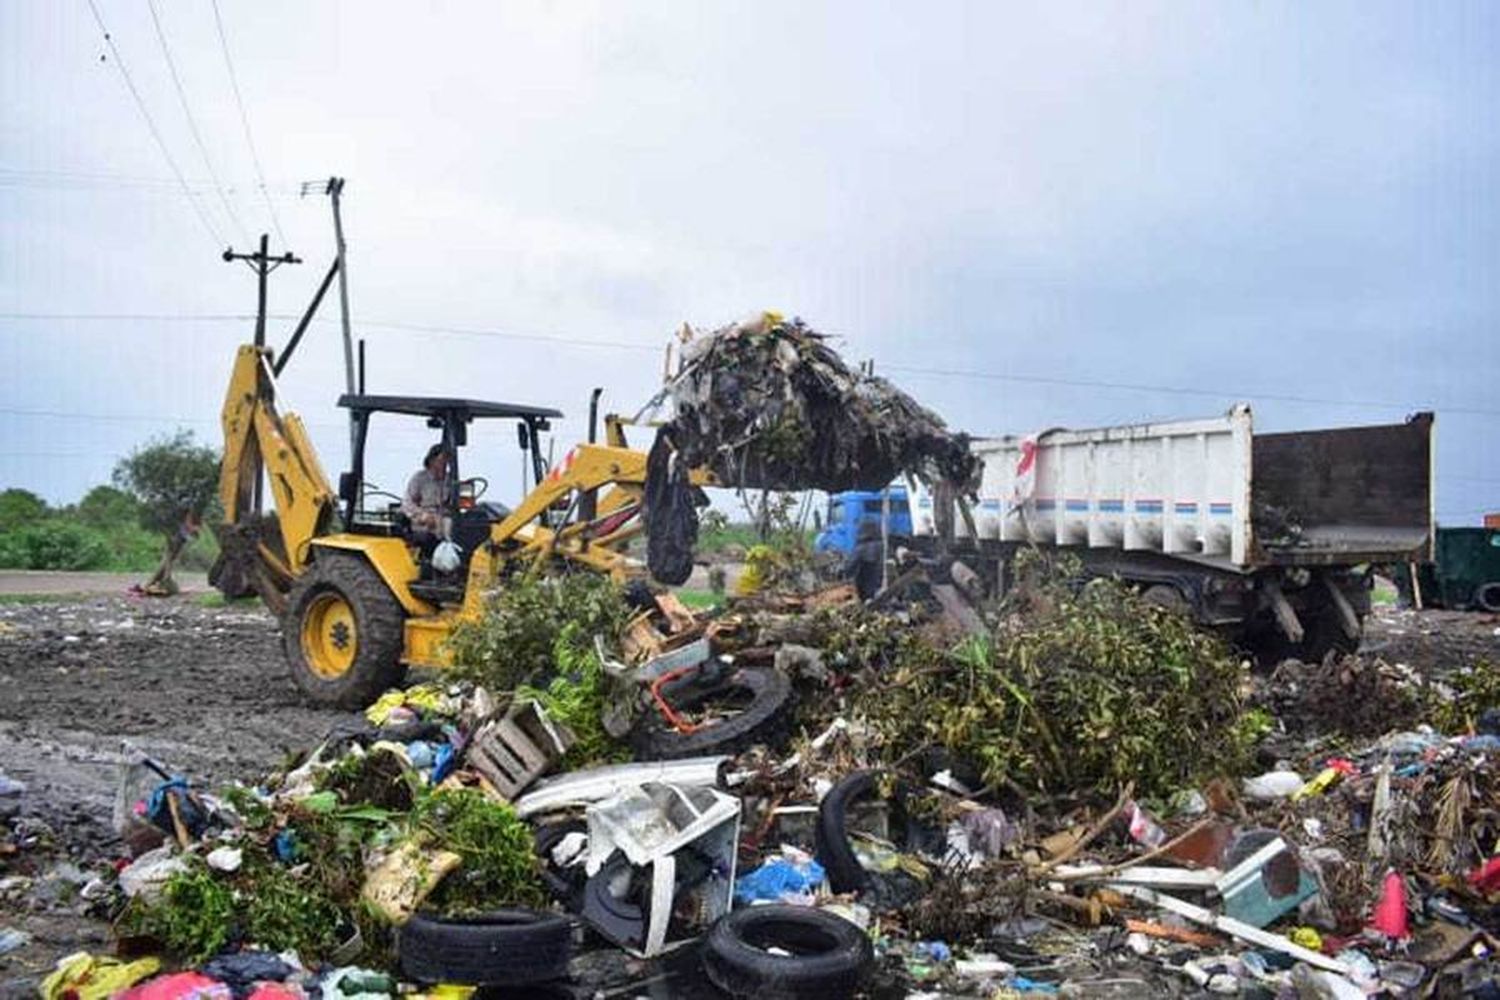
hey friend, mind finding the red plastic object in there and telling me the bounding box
[117,972,231,1000]
[246,985,303,1000]
[1369,870,1411,940]
[1469,856,1500,894]
[1326,758,1358,777]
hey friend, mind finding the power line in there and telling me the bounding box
[881,363,1494,417]
[0,166,303,199]
[209,0,287,246]
[144,0,249,244]
[4,309,1495,418]
[82,0,225,249]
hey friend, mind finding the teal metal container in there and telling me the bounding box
[1419,528,1500,610]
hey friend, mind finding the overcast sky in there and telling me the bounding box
[2,1,1496,523]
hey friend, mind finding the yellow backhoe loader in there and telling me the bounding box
[212,344,710,707]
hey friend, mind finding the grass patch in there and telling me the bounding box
[196,592,263,609]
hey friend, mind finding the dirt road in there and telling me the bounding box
[0,572,208,596]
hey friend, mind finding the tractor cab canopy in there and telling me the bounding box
[335,393,563,534]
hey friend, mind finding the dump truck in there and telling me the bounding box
[813,488,914,558]
[913,405,1434,662]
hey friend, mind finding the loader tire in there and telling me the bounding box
[630,666,793,760]
[283,551,406,708]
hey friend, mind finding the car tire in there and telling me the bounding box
[630,666,793,760]
[815,769,910,895]
[701,905,873,999]
[398,908,572,986]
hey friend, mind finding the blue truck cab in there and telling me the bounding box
[814,487,913,557]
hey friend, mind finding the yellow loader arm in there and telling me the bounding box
[460,434,716,615]
[213,345,338,614]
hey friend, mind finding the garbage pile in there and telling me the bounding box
[17,563,1500,999]
[660,313,980,494]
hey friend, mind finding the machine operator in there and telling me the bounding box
[403,444,451,535]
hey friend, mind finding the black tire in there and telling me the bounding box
[1141,584,1190,616]
[630,666,793,760]
[701,905,873,999]
[398,908,572,986]
[282,551,406,708]
[815,769,909,895]
[1299,603,1362,663]
[1477,582,1500,614]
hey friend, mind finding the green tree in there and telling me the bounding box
[113,431,220,594]
[0,488,48,532]
[75,484,142,527]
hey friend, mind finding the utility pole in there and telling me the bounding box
[223,234,301,348]
[223,234,299,517]
[326,177,357,454]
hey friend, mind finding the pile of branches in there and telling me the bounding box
[663,314,979,493]
[855,558,1254,799]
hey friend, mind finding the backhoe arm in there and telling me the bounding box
[215,345,337,611]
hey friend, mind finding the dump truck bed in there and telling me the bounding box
[914,407,1433,569]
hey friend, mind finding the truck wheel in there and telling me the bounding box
[1299,604,1361,663]
[283,551,406,708]
[1477,583,1500,614]
[1141,584,1190,616]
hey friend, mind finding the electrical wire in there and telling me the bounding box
[209,0,287,245]
[144,0,249,244]
[82,0,225,248]
[2,309,1494,418]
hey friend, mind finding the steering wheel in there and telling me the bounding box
[462,476,489,500]
[361,482,404,506]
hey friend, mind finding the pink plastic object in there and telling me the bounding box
[118,972,232,1000]
[1369,870,1411,940]
[1125,801,1167,848]
[246,985,304,1000]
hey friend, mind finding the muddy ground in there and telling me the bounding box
[1,593,1497,995]
[0,595,349,995]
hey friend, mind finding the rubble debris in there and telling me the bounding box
[9,549,1500,999]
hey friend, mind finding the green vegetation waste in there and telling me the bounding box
[517,625,632,768]
[121,768,544,964]
[854,554,1254,799]
[448,572,631,692]
[1430,660,1500,734]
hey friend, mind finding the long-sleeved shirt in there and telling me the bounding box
[402,468,450,521]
